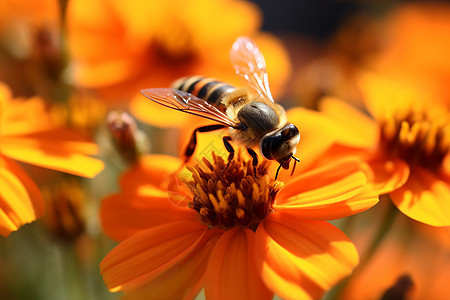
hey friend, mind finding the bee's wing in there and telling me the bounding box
[229,36,274,103]
[140,88,238,128]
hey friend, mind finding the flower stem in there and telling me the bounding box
[325,195,399,300]
[359,196,398,267]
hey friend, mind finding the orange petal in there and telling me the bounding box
[277,186,379,221]
[366,157,410,194]
[100,220,207,292]
[254,212,359,300]
[318,97,379,149]
[375,2,450,78]
[120,154,183,192]
[390,166,450,226]
[0,157,44,236]
[283,108,345,177]
[122,230,221,300]
[356,72,424,119]
[1,136,104,178]
[0,82,12,99]
[1,96,54,136]
[66,0,143,87]
[276,158,370,211]
[100,193,197,241]
[107,0,164,41]
[205,229,272,300]
[120,154,194,209]
[22,129,103,154]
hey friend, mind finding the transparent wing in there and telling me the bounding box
[140,88,238,128]
[229,36,274,103]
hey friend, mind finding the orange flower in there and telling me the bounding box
[309,72,450,227]
[338,202,450,300]
[0,0,62,94]
[99,148,378,299]
[66,0,290,104]
[0,0,59,31]
[0,82,104,236]
[372,2,450,102]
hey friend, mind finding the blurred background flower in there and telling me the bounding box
[0,0,64,99]
[334,201,450,300]
[66,0,291,105]
[0,82,104,237]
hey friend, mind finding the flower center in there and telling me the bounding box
[379,107,450,170]
[184,153,283,231]
[152,21,197,66]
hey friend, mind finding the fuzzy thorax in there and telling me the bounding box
[184,153,283,231]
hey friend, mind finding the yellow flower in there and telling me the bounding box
[0,82,104,236]
[99,148,378,299]
[66,0,290,104]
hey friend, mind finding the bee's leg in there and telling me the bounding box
[223,136,235,169]
[184,124,228,163]
[246,148,258,176]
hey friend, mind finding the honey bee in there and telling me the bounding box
[141,36,300,178]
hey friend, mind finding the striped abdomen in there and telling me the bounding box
[172,76,236,112]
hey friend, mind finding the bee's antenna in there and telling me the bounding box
[290,156,300,176]
[275,163,283,181]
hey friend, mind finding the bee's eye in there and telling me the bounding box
[281,127,290,137]
[281,124,299,138]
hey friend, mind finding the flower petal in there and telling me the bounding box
[66,0,144,87]
[205,228,272,300]
[277,186,379,221]
[357,72,424,119]
[0,156,44,236]
[254,212,359,300]
[390,166,450,226]
[0,96,54,136]
[318,97,379,149]
[283,108,341,176]
[100,192,197,241]
[1,136,104,178]
[122,230,222,300]
[366,157,410,195]
[276,158,375,220]
[119,154,183,193]
[100,220,207,292]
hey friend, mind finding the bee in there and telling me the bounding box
[141,36,300,178]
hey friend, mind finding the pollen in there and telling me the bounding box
[184,152,283,231]
[379,106,450,171]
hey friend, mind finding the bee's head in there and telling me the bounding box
[259,123,300,166]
